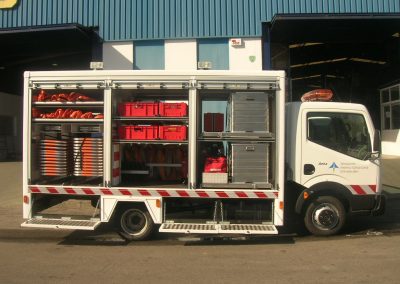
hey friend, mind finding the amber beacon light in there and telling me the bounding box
[301,89,334,102]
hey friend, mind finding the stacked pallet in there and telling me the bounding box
[73,138,103,177]
[40,139,71,176]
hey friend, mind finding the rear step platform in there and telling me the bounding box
[21,218,101,230]
[159,223,277,235]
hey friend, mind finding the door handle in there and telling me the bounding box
[304,164,315,175]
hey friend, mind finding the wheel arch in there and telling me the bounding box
[295,182,352,215]
[102,197,162,224]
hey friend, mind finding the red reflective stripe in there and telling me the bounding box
[196,191,209,198]
[255,192,268,198]
[138,190,151,196]
[235,191,248,198]
[113,168,120,177]
[83,188,95,195]
[369,185,377,192]
[114,151,120,161]
[177,190,189,197]
[30,187,40,193]
[101,189,113,195]
[157,190,170,197]
[351,185,366,195]
[65,188,77,194]
[216,191,229,198]
[120,189,132,196]
[47,187,59,194]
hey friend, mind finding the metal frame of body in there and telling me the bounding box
[22,70,286,230]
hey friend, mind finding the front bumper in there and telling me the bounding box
[371,194,386,216]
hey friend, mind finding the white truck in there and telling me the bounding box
[21,70,385,240]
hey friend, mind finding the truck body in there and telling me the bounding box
[21,70,384,239]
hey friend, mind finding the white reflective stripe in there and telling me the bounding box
[29,186,279,199]
[345,185,358,195]
[345,185,377,195]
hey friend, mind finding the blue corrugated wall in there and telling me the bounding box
[0,0,399,41]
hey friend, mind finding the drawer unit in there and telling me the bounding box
[230,92,270,132]
[231,143,269,183]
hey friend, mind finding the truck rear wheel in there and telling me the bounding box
[304,196,346,236]
[119,208,154,241]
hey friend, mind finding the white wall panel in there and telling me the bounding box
[382,130,400,156]
[229,38,262,71]
[165,40,197,70]
[103,42,134,70]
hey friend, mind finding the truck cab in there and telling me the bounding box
[286,96,385,235]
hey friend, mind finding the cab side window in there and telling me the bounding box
[307,112,371,160]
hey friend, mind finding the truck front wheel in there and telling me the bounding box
[119,208,154,241]
[304,196,346,236]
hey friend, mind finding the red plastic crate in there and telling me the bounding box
[118,125,158,140]
[159,102,188,117]
[159,125,187,141]
[204,113,224,132]
[118,102,158,117]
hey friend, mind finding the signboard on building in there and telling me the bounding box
[0,0,17,9]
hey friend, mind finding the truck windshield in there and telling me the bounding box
[307,112,372,160]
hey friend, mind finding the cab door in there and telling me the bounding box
[301,109,379,194]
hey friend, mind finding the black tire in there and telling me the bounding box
[118,208,154,241]
[304,196,346,236]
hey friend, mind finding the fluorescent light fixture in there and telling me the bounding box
[289,42,323,49]
[392,33,400,38]
[350,58,386,65]
[292,74,321,81]
[291,58,347,68]
[326,74,345,79]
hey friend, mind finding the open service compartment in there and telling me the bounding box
[110,79,190,189]
[28,78,106,187]
[196,85,278,190]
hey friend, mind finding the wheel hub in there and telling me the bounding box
[121,209,147,235]
[313,204,339,230]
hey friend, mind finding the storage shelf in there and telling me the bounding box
[33,118,104,123]
[33,102,104,106]
[114,116,188,122]
[199,132,275,142]
[115,139,188,145]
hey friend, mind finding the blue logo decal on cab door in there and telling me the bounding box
[329,162,339,172]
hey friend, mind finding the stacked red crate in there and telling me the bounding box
[118,125,159,140]
[159,125,187,141]
[118,102,158,117]
[159,102,188,117]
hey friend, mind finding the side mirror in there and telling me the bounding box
[370,129,381,160]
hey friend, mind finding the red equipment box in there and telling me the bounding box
[118,102,158,117]
[203,156,227,173]
[118,125,159,140]
[159,125,187,141]
[204,113,224,132]
[159,102,188,117]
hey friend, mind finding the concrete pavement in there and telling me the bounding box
[0,158,399,283]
